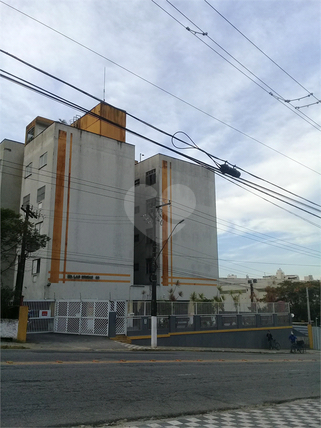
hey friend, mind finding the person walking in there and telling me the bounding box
[266,330,273,349]
[289,331,297,353]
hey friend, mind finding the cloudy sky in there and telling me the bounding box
[1,0,320,280]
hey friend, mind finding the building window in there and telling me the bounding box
[37,186,46,203]
[39,152,47,169]
[134,234,139,243]
[134,206,140,214]
[25,162,33,178]
[32,259,41,275]
[135,178,140,186]
[27,127,35,143]
[146,258,153,274]
[146,169,156,186]
[146,197,156,214]
[134,263,139,272]
[22,194,30,208]
[146,228,154,244]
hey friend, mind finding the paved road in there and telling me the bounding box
[1,344,319,428]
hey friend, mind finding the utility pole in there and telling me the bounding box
[150,201,184,349]
[13,204,38,306]
[150,201,170,348]
[306,287,311,324]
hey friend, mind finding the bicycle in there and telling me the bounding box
[268,339,280,350]
[291,340,306,353]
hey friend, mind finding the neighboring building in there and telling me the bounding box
[132,154,219,301]
[20,102,135,301]
[219,268,301,307]
[0,139,25,289]
[0,139,24,212]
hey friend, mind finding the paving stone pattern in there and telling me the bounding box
[117,399,320,428]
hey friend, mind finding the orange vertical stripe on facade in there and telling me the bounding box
[170,162,173,286]
[162,160,169,287]
[49,130,67,283]
[63,134,72,283]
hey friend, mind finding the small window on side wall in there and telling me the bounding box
[25,162,33,178]
[39,152,47,169]
[22,194,30,209]
[32,259,41,275]
[146,169,156,186]
[37,186,46,203]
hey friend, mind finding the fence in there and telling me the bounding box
[127,300,291,335]
[23,300,55,333]
[23,300,127,336]
[129,300,289,316]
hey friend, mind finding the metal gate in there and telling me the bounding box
[23,300,55,333]
[54,300,127,336]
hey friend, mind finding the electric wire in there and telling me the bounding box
[2,49,320,176]
[171,131,321,208]
[1,70,320,222]
[203,0,321,105]
[3,162,320,262]
[1,3,320,174]
[155,0,321,130]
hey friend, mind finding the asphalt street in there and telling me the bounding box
[1,334,320,428]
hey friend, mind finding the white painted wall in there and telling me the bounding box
[133,154,219,301]
[21,123,135,301]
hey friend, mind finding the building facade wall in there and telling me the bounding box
[0,139,24,212]
[133,154,219,301]
[0,139,25,290]
[21,122,135,301]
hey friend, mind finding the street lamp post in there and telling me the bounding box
[150,217,184,348]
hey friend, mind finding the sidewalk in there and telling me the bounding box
[1,333,319,354]
[96,399,321,428]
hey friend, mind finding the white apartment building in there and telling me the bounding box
[219,268,301,306]
[131,154,219,301]
[20,103,135,301]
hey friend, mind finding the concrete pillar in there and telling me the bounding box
[108,312,116,338]
[17,306,28,342]
[142,316,149,332]
[255,314,261,328]
[216,315,223,329]
[237,314,243,329]
[169,315,176,332]
[193,315,201,331]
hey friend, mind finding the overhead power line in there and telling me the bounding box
[4,156,320,259]
[159,0,321,130]
[0,2,320,172]
[1,68,320,224]
[203,0,321,106]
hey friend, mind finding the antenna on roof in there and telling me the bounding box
[103,67,106,101]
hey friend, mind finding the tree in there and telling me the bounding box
[168,280,183,301]
[1,208,50,274]
[262,280,320,322]
[1,208,50,305]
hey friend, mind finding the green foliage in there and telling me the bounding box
[168,281,183,301]
[229,290,242,310]
[190,291,225,312]
[1,208,50,274]
[262,280,320,322]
